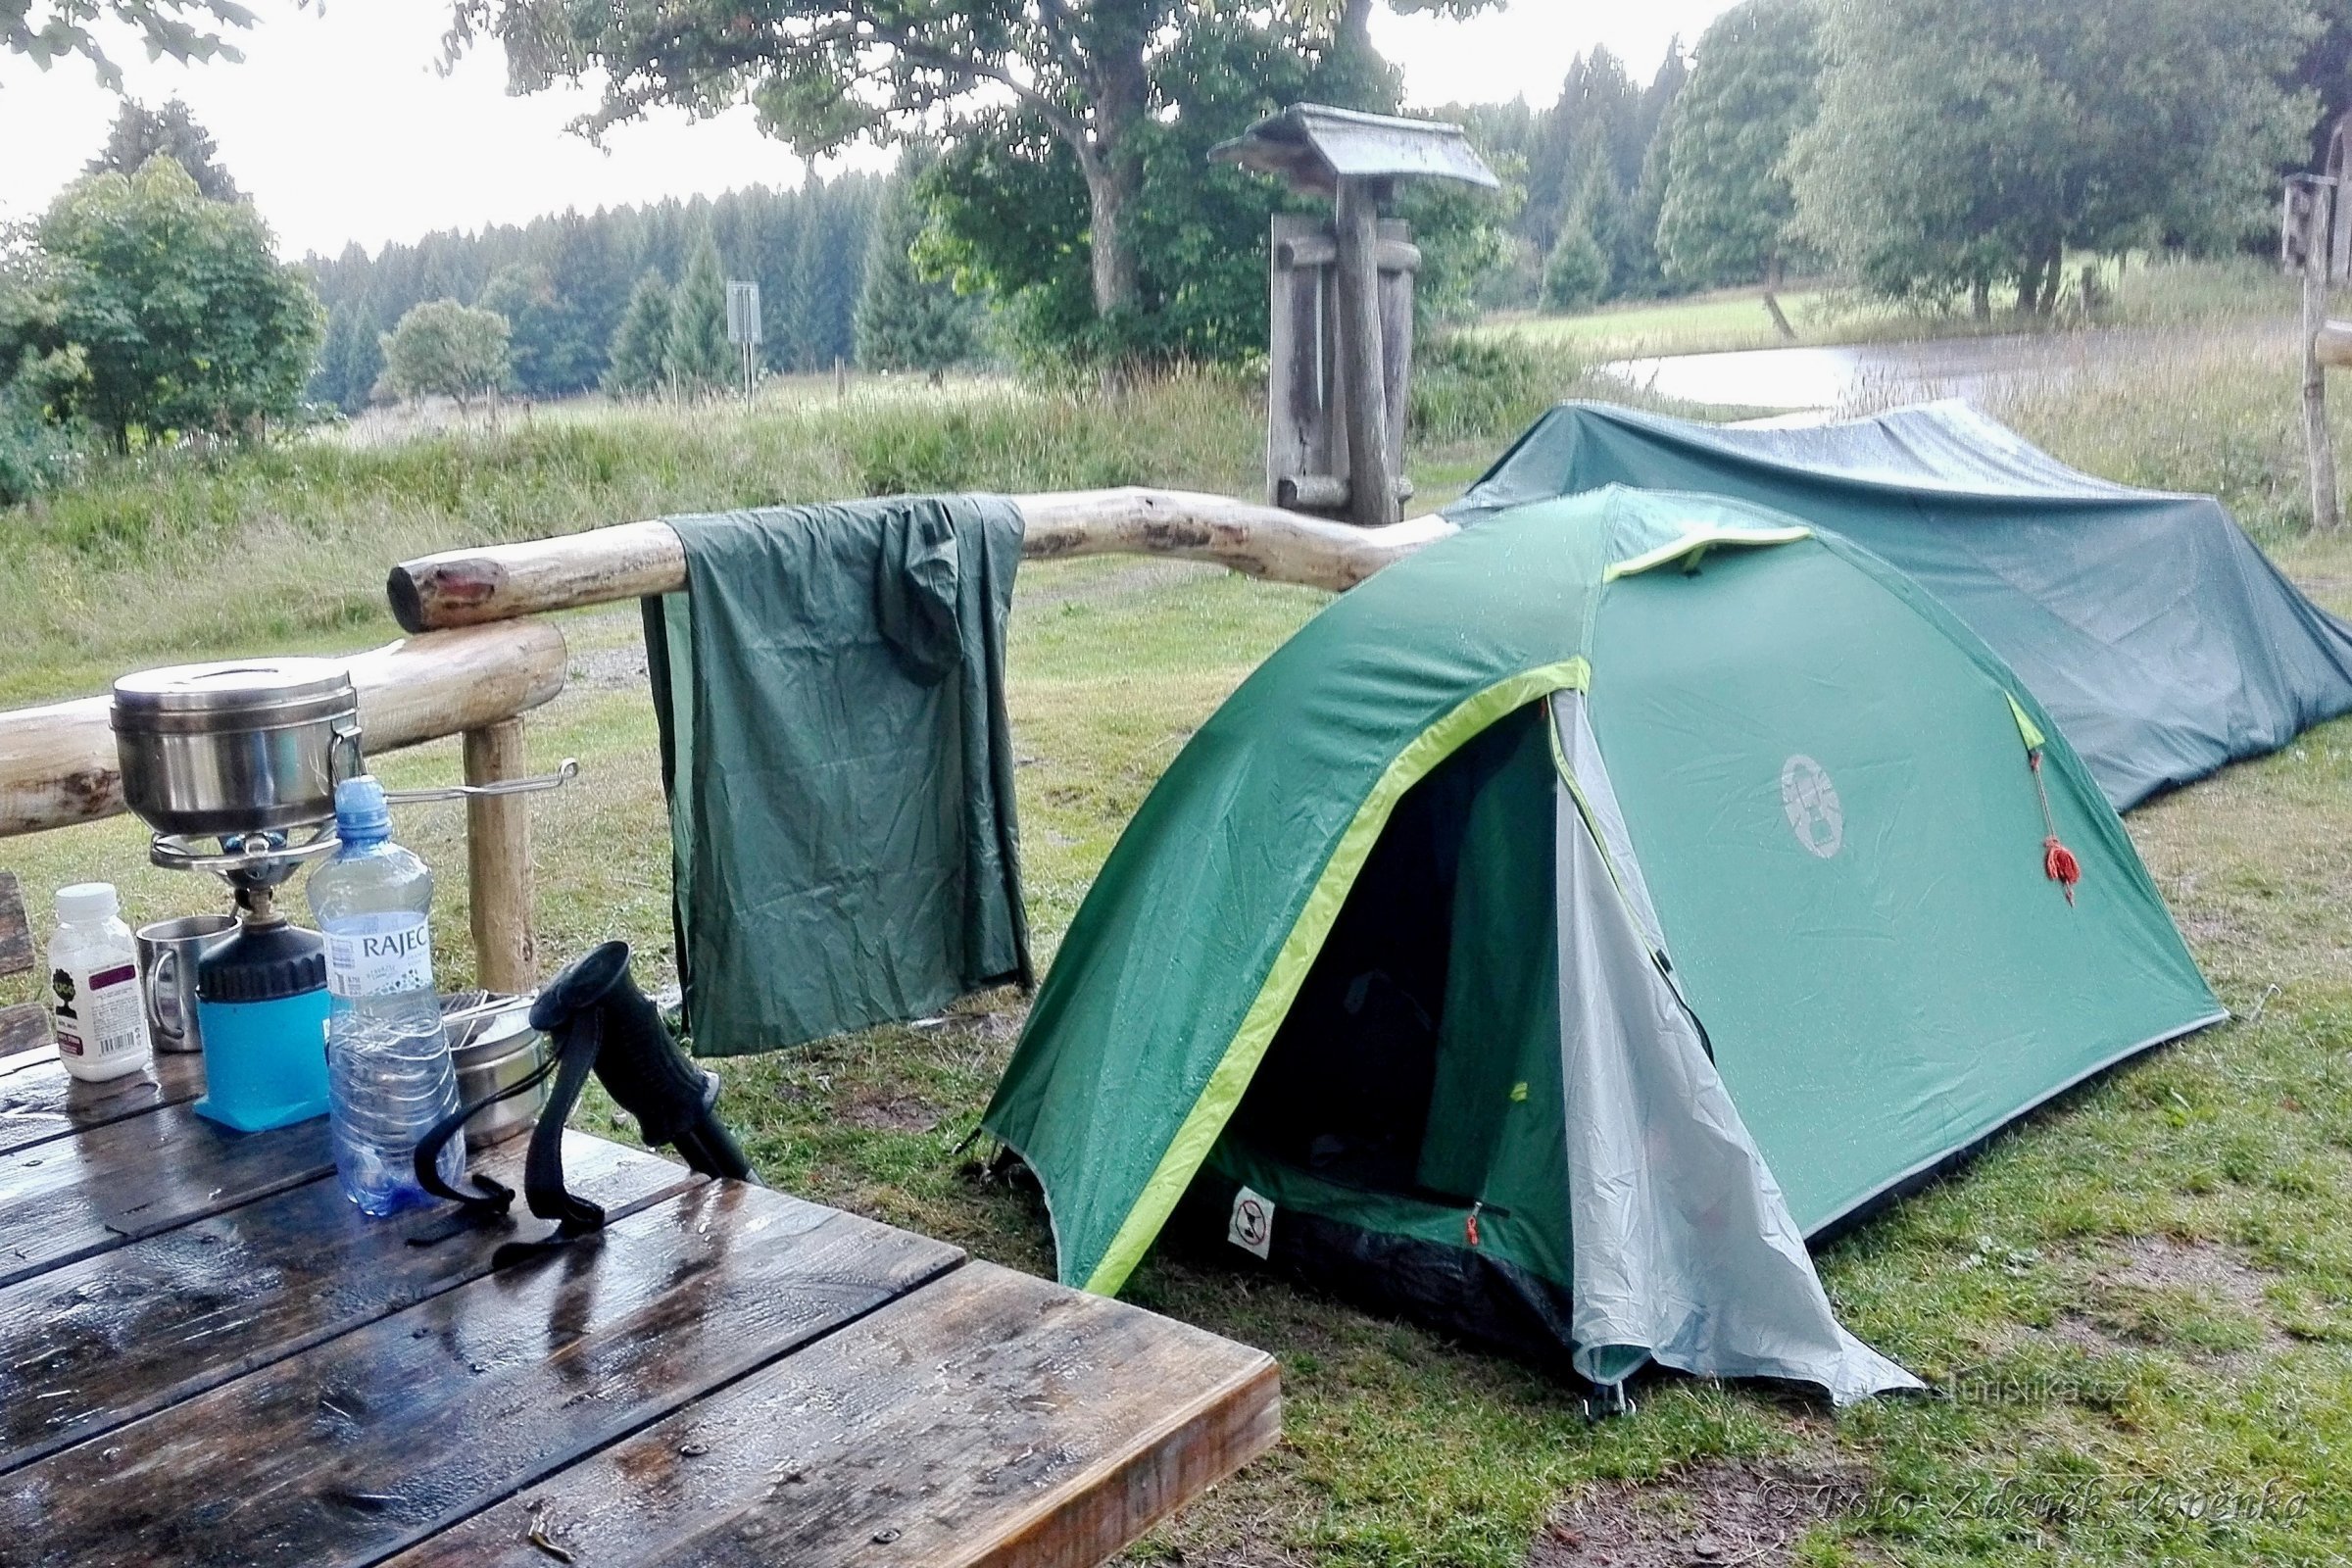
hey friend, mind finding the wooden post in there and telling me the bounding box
[1333,176,1398,529]
[2299,175,2341,532]
[463,717,537,993]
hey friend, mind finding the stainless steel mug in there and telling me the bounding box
[135,914,237,1054]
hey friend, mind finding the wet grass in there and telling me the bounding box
[4,309,2352,1564]
[1480,255,2298,366]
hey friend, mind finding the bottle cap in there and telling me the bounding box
[55,883,119,924]
[334,775,392,846]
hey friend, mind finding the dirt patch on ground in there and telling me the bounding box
[842,1094,944,1133]
[1529,1460,1870,1568]
[2111,1237,2272,1306]
[569,642,650,691]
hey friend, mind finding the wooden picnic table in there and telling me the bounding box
[0,1041,1280,1567]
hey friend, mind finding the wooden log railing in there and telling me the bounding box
[0,621,567,994]
[387,488,1461,632]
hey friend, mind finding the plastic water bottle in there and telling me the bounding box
[308,776,465,1215]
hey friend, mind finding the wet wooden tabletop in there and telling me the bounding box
[0,1052,1280,1567]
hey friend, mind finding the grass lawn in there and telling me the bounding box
[1478,256,2301,366]
[6,309,2352,1564]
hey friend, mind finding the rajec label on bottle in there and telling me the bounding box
[325,916,435,999]
[53,963,149,1060]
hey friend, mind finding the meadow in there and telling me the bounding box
[5,261,2352,1564]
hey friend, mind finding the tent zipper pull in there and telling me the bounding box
[1465,1201,1483,1249]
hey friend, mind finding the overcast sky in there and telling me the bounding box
[0,1,1740,260]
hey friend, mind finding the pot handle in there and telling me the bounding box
[382,758,580,807]
[330,718,367,787]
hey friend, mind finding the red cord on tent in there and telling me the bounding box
[2028,751,2081,905]
[1465,1203,1483,1249]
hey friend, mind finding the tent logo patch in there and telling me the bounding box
[1781,755,1843,858]
[1228,1185,1274,1259]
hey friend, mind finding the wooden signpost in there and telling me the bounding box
[1213,105,1498,528]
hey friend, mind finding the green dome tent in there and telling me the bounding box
[982,486,2224,1403]
[1446,400,2352,809]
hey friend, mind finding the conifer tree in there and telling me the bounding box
[662,233,732,396]
[855,171,983,374]
[604,270,673,396]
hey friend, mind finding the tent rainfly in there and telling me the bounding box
[983,487,2225,1404]
[1446,400,2352,809]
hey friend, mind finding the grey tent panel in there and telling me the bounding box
[1449,401,2352,809]
[1549,694,1918,1406]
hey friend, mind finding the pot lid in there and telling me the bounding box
[112,658,357,732]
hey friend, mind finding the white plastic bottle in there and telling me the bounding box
[47,883,154,1083]
[308,776,465,1215]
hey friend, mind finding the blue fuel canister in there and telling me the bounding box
[193,919,331,1132]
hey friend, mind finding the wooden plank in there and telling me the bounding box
[0,1005,43,1058]
[0,1046,205,1156]
[0,1098,332,1289]
[0,1133,698,1475]
[0,1181,961,1568]
[0,870,29,976]
[384,1261,1283,1568]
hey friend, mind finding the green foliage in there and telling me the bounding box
[1657,0,1823,288]
[84,97,239,203]
[1789,0,2315,308]
[603,270,672,397]
[478,263,593,396]
[307,299,383,415]
[856,157,986,375]
[0,159,321,453]
[919,8,1501,368]
[0,369,76,506]
[456,0,1496,360]
[662,233,732,396]
[1541,223,1608,312]
[1454,41,1687,312]
[305,176,884,399]
[7,0,255,87]
[1407,329,1582,446]
[380,299,510,412]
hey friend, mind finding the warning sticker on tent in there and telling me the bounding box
[1228,1185,1274,1259]
[1781,755,1843,858]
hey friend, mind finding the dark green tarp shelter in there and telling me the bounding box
[1447,400,2352,808]
[984,486,2223,1402]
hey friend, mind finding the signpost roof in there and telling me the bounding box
[1210,103,1500,196]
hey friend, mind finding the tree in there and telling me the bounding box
[662,233,731,396]
[309,298,382,414]
[1656,0,1823,334]
[917,6,1501,367]
[477,264,564,394]
[0,159,320,452]
[450,0,1497,348]
[1542,222,1607,312]
[1788,0,2313,314]
[7,0,258,88]
[85,97,240,202]
[857,162,986,375]
[604,270,672,396]
[380,299,510,415]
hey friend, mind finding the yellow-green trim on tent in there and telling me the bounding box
[1602,524,1812,582]
[2005,692,2047,753]
[1079,658,1592,1295]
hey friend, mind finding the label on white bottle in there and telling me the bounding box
[324,915,435,1000]
[53,961,150,1062]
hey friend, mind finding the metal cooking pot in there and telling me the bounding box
[111,659,363,840]
[442,992,552,1145]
